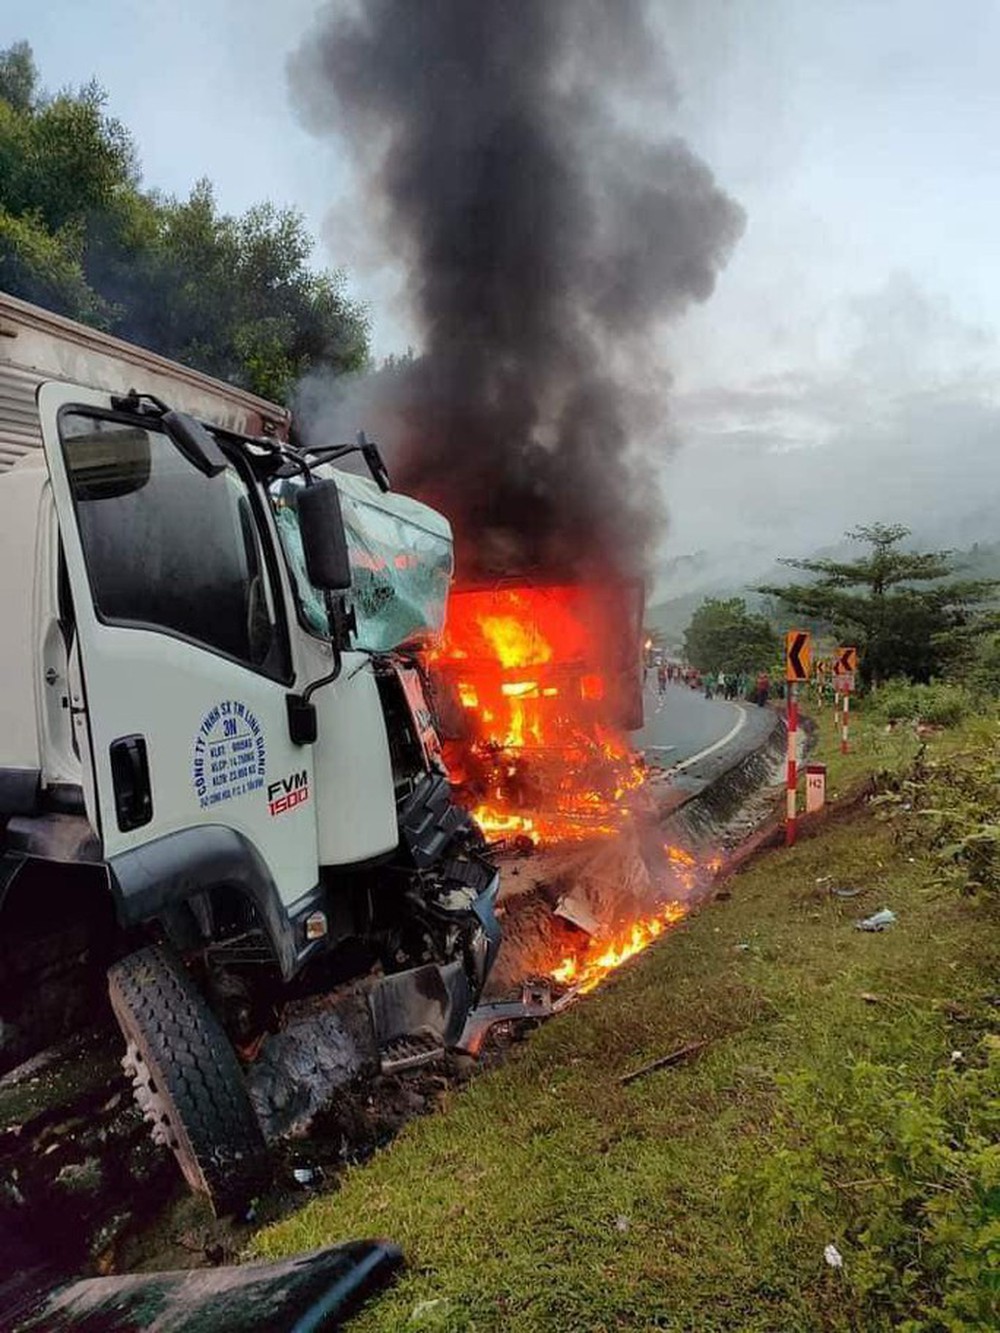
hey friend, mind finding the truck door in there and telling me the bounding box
[36,383,319,913]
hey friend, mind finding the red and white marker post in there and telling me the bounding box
[833,647,857,756]
[784,630,812,848]
[786,683,799,845]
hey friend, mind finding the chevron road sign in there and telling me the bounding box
[833,647,857,754]
[834,646,858,676]
[785,630,811,683]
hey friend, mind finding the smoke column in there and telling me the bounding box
[289,0,744,581]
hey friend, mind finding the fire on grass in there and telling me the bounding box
[548,844,722,994]
[550,898,688,993]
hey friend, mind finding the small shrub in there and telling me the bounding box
[966,631,1000,696]
[875,729,1000,897]
[729,1047,1000,1330]
[874,680,973,729]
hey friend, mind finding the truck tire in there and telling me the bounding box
[107,945,271,1216]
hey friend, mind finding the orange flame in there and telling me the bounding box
[433,586,646,846]
[550,899,688,993]
[546,841,720,993]
[479,614,553,669]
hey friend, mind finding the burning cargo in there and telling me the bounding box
[431,581,646,844]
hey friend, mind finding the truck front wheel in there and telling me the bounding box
[108,945,271,1216]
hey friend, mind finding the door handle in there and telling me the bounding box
[109,734,153,832]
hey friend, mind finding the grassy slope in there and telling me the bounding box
[252,707,1000,1331]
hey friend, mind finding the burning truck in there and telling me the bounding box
[431,582,647,844]
[428,581,717,1003]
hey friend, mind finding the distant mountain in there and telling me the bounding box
[647,532,1000,643]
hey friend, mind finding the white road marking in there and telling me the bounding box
[672,704,748,772]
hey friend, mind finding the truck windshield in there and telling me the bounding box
[271,471,454,652]
[60,411,286,677]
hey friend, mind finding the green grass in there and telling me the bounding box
[801,692,996,801]
[804,692,922,796]
[251,717,1000,1332]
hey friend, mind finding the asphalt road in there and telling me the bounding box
[634,679,775,775]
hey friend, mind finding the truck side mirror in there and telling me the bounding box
[162,410,228,478]
[298,479,352,591]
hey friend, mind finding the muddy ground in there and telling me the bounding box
[0,724,787,1282]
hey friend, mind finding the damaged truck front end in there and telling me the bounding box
[0,293,504,1215]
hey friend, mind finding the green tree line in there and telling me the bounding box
[0,41,369,402]
[759,523,998,685]
[683,598,777,676]
[681,524,999,688]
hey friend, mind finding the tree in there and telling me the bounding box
[0,208,111,324]
[758,523,998,684]
[0,54,132,327]
[96,184,371,401]
[0,41,37,113]
[0,41,369,401]
[684,597,778,675]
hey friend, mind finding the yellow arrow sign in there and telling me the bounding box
[834,646,858,675]
[785,630,811,682]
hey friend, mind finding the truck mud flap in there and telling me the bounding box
[3,1224,403,1332]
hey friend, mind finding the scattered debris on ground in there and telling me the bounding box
[617,1039,708,1085]
[855,907,898,931]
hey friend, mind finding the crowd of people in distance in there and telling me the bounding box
[654,660,699,693]
[651,660,773,708]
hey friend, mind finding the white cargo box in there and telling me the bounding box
[0,292,289,474]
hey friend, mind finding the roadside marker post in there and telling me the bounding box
[833,648,857,755]
[805,763,826,813]
[786,683,798,845]
[785,630,812,847]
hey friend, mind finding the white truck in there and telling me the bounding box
[0,293,503,1213]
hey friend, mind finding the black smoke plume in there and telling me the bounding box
[289,0,744,581]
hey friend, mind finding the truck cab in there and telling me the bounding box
[0,294,500,1211]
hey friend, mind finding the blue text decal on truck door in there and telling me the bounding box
[192,700,266,808]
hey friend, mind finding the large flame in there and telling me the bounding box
[479,613,553,669]
[430,586,724,998]
[432,585,645,844]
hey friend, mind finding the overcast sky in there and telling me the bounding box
[7,0,1000,589]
